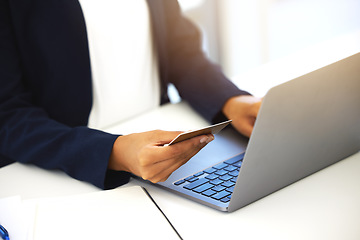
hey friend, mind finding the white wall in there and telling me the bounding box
[180,0,360,78]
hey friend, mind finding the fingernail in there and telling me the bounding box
[200,135,214,144]
[200,136,208,144]
[206,135,214,143]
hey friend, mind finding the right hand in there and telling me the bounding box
[222,95,262,137]
[108,130,214,183]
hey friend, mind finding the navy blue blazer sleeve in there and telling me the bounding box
[157,0,251,123]
[0,0,130,189]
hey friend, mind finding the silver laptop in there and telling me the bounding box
[153,52,360,212]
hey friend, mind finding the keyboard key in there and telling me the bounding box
[213,162,228,170]
[220,197,231,203]
[226,186,235,193]
[210,179,223,185]
[219,174,232,181]
[194,171,204,177]
[228,170,239,177]
[205,174,218,180]
[193,183,213,193]
[174,179,185,186]
[202,189,216,197]
[187,177,199,182]
[183,178,208,190]
[204,167,217,174]
[212,185,226,192]
[224,157,242,165]
[184,176,194,181]
[211,190,230,200]
[233,161,242,168]
[224,165,237,172]
[221,181,235,188]
[214,169,227,176]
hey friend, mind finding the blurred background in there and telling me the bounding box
[177,0,360,78]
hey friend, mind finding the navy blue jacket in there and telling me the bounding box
[0,0,248,189]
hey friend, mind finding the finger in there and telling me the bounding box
[160,134,214,157]
[146,140,210,183]
[233,120,253,138]
[143,156,189,183]
[150,130,184,146]
[242,124,254,138]
[249,100,262,118]
[238,125,252,138]
[142,134,214,182]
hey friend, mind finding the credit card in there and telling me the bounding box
[166,120,232,146]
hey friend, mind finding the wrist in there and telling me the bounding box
[108,136,129,172]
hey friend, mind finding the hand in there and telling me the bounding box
[222,95,262,137]
[108,130,214,183]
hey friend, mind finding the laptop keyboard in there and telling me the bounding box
[173,153,244,203]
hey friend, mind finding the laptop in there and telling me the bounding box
[153,52,360,212]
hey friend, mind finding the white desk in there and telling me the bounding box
[1,101,359,240]
[1,32,360,240]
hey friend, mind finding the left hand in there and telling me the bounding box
[222,95,262,137]
[108,130,214,183]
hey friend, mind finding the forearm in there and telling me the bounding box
[172,58,251,123]
[0,104,128,189]
[162,0,251,123]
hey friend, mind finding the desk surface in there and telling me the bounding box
[1,102,359,240]
[1,32,360,240]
